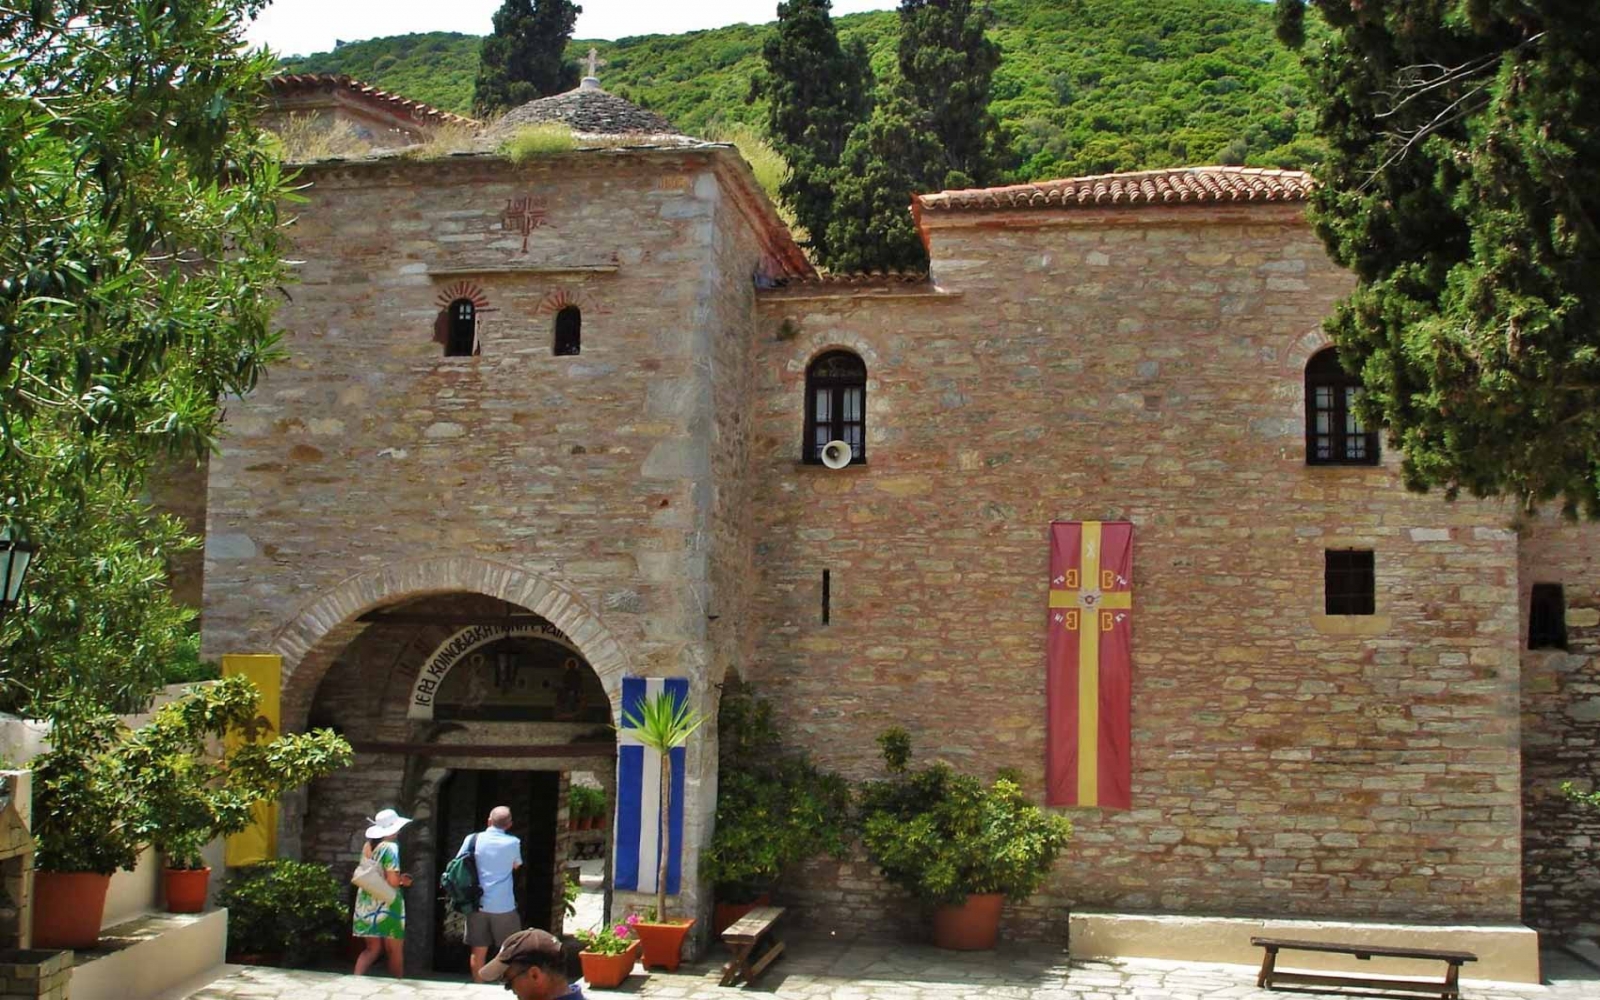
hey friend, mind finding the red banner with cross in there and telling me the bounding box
[1047,521,1133,809]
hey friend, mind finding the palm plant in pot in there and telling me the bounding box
[622,689,704,971]
[857,728,1073,951]
[122,675,352,913]
[700,685,851,934]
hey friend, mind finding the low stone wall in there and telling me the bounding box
[0,949,70,1000]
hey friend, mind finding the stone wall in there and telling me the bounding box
[1518,513,1600,940]
[200,147,779,943]
[751,205,1525,937]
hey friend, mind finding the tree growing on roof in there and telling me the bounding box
[752,0,875,264]
[1277,0,1600,515]
[473,0,583,117]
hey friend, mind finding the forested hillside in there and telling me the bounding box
[280,0,1320,180]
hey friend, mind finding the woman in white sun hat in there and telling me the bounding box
[352,808,414,978]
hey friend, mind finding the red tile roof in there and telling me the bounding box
[916,166,1313,213]
[268,74,479,129]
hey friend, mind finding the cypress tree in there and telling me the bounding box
[1278,0,1600,514]
[473,0,583,117]
[824,95,942,274]
[895,0,1008,190]
[753,0,874,262]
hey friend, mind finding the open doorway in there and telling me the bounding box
[431,769,560,975]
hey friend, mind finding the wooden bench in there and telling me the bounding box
[1252,936,1478,999]
[719,906,786,988]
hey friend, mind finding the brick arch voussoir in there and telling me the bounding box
[271,556,631,732]
[1283,326,1334,379]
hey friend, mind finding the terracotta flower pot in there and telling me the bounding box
[163,866,211,914]
[713,893,771,936]
[634,918,695,971]
[579,941,639,988]
[931,893,1004,951]
[33,871,112,949]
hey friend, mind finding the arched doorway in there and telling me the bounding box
[288,583,621,975]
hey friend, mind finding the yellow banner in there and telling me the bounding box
[222,654,282,866]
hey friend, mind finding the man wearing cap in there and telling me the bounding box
[457,805,524,980]
[480,928,585,999]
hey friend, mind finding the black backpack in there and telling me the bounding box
[439,833,483,915]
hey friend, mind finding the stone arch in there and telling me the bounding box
[271,555,631,732]
[1281,325,1333,379]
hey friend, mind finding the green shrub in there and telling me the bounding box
[569,784,606,820]
[700,685,852,904]
[217,859,347,965]
[501,123,577,161]
[856,727,1072,907]
[160,632,220,686]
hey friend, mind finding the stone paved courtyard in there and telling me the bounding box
[182,940,1598,1000]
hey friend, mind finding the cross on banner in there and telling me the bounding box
[585,47,606,78]
[1046,521,1134,809]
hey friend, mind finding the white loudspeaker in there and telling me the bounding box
[820,440,853,469]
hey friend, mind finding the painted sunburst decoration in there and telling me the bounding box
[536,287,587,316]
[434,281,492,311]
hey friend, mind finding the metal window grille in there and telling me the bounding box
[803,351,867,464]
[1305,349,1378,465]
[445,298,476,357]
[1324,549,1375,616]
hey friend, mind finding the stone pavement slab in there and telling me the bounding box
[184,940,1598,1000]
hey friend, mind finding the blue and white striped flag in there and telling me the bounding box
[614,676,689,895]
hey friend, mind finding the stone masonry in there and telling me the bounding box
[186,104,1600,950]
[200,146,803,951]
[1517,512,1600,939]
[752,204,1527,939]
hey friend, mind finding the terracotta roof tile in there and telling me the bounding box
[268,74,479,129]
[917,166,1314,213]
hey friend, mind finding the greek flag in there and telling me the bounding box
[614,676,689,894]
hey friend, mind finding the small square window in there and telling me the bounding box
[1325,549,1375,616]
[1528,583,1568,650]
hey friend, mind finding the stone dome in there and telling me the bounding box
[482,78,690,142]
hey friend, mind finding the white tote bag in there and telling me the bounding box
[351,848,398,904]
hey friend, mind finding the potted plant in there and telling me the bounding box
[216,858,347,966]
[573,913,641,988]
[701,685,851,934]
[121,675,352,913]
[30,713,143,949]
[622,689,704,971]
[857,728,1072,951]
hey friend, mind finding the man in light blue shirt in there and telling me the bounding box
[458,805,524,980]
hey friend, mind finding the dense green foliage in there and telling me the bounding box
[281,0,1323,179]
[33,677,351,873]
[826,95,941,272]
[123,675,353,868]
[473,0,583,116]
[700,685,852,904]
[1280,1,1600,514]
[218,859,348,964]
[753,1,873,259]
[1,1,291,721]
[857,728,1072,906]
[897,0,1007,189]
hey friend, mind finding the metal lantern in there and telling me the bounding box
[0,528,37,616]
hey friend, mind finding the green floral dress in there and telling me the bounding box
[352,841,405,940]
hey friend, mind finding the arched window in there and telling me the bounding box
[554,306,581,356]
[1305,347,1378,465]
[804,350,866,464]
[444,298,476,357]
